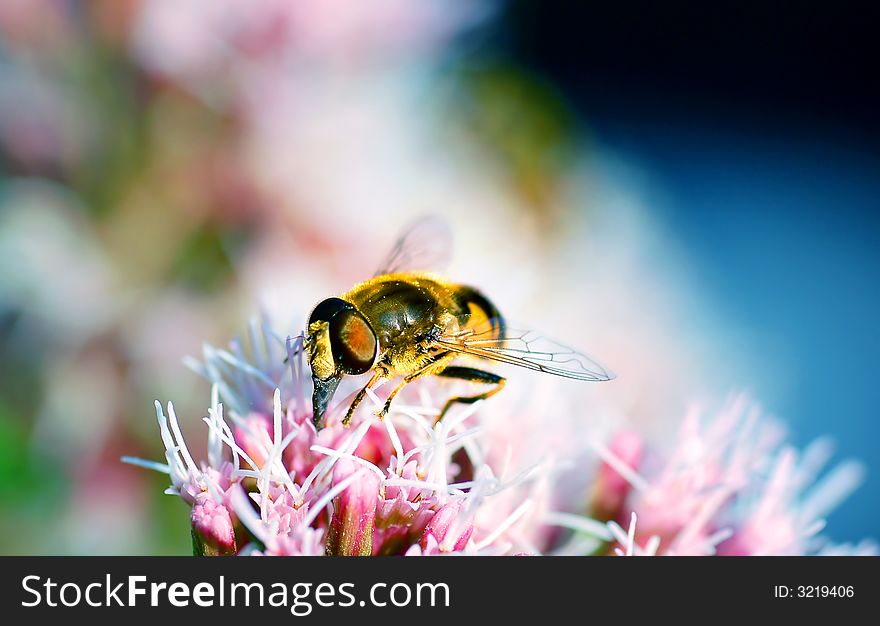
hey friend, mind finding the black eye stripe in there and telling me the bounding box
[309,297,353,327]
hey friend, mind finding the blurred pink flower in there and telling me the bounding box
[591,430,643,522]
[578,394,876,556]
[132,0,488,82]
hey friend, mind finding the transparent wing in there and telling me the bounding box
[375,215,454,276]
[436,320,615,382]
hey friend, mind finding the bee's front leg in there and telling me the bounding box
[341,369,384,427]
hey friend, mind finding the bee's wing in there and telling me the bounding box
[435,321,615,382]
[375,215,454,276]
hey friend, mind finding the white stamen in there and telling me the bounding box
[794,437,834,490]
[182,356,208,378]
[625,511,637,556]
[121,456,170,474]
[382,477,466,496]
[799,460,865,523]
[230,485,268,544]
[392,404,437,435]
[803,518,827,538]
[672,486,731,553]
[299,417,374,496]
[591,439,650,493]
[258,389,301,501]
[286,334,306,416]
[543,511,613,541]
[301,468,366,529]
[310,445,386,481]
[206,384,223,469]
[644,534,662,556]
[606,520,629,548]
[474,499,534,550]
[166,402,200,478]
[703,527,734,553]
[215,346,277,389]
[382,416,404,472]
[201,416,260,474]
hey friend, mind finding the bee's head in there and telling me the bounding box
[306,297,377,429]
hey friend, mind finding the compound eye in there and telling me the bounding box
[330,309,377,375]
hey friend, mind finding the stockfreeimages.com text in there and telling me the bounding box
[21,575,450,615]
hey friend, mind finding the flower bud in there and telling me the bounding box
[191,495,236,556]
[325,460,380,556]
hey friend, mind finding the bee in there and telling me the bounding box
[305,217,614,430]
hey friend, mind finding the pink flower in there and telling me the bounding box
[373,460,438,555]
[325,460,381,556]
[577,395,874,556]
[591,430,642,522]
[191,495,236,556]
[417,500,474,554]
[126,324,874,557]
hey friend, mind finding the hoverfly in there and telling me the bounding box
[305,217,614,430]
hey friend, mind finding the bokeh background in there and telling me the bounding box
[0,1,877,554]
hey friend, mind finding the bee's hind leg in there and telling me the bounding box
[434,366,506,425]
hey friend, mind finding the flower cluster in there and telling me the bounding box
[580,397,878,556]
[126,320,875,556]
[126,319,549,555]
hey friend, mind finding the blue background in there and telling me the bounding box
[506,0,880,541]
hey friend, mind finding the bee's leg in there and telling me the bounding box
[281,341,305,365]
[376,356,451,419]
[342,370,384,427]
[375,378,409,419]
[434,366,506,425]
